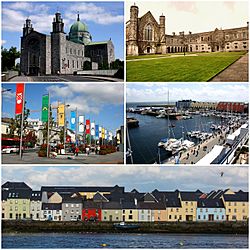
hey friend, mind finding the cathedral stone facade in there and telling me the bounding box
[126,5,249,56]
[20,12,115,75]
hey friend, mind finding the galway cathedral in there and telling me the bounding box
[20,12,115,75]
[126,5,249,56]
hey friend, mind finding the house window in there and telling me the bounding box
[174,215,177,220]
[76,204,79,208]
[170,208,173,212]
[2,213,5,218]
[36,213,39,219]
[23,213,26,219]
[203,215,206,220]
[216,215,219,220]
[72,60,74,68]
[198,215,200,219]
[144,24,152,41]
[234,209,237,213]
[9,213,13,219]
[130,210,132,214]
[234,202,237,206]
[176,208,179,212]
[242,203,245,206]
[128,215,133,220]
[201,37,203,41]
[122,210,125,214]
[179,215,182,220]
[169,215,171,219]
[232,215,236,220]
[70,48,72,54]
[200,208,203,212]
[66,204,68,208]
[185,208,188,212]
[15,200,18,204]
[71,204,74,208]
[222,215,224,220]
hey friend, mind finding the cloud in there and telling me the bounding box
[126,83,249,103]
[168,2,197,13]
[1,166,248,192]
[1,40,6,45]
[47,83,124,114]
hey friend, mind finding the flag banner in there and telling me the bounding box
[91,122,95,136]
[15,83,24,115]
[58,104,65,127]
[99,126,102,138]
[102,128,105,139]
[105,129,107,140]
[41,95,49,122]
[70,111,76,131]
[78,115,84,133]
[109,132,112,141]
[86,119,90,134]
[95,125,99,139]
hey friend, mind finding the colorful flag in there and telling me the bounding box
[99,126,102,138]
[102,128,105,139]
[41,95,49,122]
[91,122,95,136]
[105,129,107,140]
[78,115,84,133]
[86,119,90,134]
[70,111,76,131]
[95,125,99,139]
[58,104,65,126]
[109,132,113,141]
[15,83,24,115]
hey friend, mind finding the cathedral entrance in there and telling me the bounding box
[27,38,41,76]
[147,47,150,53]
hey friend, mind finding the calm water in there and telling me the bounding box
[2,233,248,248]
[127,112,223,164]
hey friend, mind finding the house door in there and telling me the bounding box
[147,47,150,53]
[217,46,220,51]
[208,214,214,221]
[122,215,125,221]
[109,215,112,221]
[226,215,229,221]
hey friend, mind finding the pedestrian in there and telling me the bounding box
[86,147,90,155]
[75,147,79,156]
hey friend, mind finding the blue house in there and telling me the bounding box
[197,199,226,221]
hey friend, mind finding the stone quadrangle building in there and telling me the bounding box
[20,12,115,75]
[126,5,249,56]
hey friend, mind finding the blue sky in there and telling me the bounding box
[127,83,249,103]
[1,1,124,60]
[2,83,124,134]
[1,166,248,192]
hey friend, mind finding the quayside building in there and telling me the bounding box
[21,12,115,75]
[2,182,248,222]
[126,5,249,55]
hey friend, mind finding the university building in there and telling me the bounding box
[126,5,249,56]
[20,12,115,75]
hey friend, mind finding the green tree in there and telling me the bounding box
[1,46,20,71]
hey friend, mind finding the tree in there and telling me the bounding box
[1,46,20,71]
[7,101,30,138]
[83,61,92,70]
[24,131,37,147]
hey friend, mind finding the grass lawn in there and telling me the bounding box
[126,52,246,82]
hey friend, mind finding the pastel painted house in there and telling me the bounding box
[41,203,62,221]
[30,191,42,220]
[197,198,226,221]
[82,200,102,221]
[101,201,122,222]
[62,195,83,221]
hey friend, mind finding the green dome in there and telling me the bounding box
[70,20,88,33]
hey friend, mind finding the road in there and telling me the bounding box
[8,75,123,82]
[2,151,124,164]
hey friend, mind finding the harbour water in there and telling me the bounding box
[2,233,248,248]
[127,111,223,164]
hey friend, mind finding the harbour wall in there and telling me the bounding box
[2,221,248,234]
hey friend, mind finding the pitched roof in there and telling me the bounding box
[2,182,32,191]
[223,193,248,202]
[30,191,42,201]
[198,198,225,208]
[6,190,32,199]
[179,191,203,201]
[42,203,62,210]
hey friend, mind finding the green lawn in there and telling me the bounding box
[126,52,246,82]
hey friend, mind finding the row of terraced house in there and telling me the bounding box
[1,182,248,222]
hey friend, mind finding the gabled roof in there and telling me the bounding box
[42,203,62,210]
[62,195,83,203]
[2,182,32,191]
[179,191,203,201]
[142,193,158,203]
[6,189,32,199]
[152,190,181,208]
[83,200,102,209]
[137,201,165,210]
[102,201,122,210]
[93,191,109,202]
[198,198,225,208]
[139,11,159,28]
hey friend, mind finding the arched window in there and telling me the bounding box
[144,24,152,41]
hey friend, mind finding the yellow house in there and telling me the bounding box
[178,191,202,221]
[101,201,122,222]
[222,191,248,221]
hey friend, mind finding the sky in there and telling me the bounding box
[1,166,248,192]
[126,1,248,34]
[126,83,249,103]
[2,83,124,134]
[1,1,124,60]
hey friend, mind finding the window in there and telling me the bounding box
[144,24,152,41]
[185,208,188,212]
[66,204,69,208]
[128,215,133,220]
[203,215,206,220]
[23,200,26,204]
[76,204,79,208]
[201,37,203,41]
[2,213,5,219]
[243,209,245,213]
[174,215,177,220]
[37,213,39,219]
[122,210,125,214]
[234,202,237,206]
[200,208,203,212]
[170,208,173,212]
[222,215,224,220]
[216,215,219,220]
[15,200,18,204]
[72,60,74,68]
[242,203,245,206]
[169,215,171,219]
[130,210,132,214]
[234,209,237,213]
[15,207,18,211]
[198,215,200,219]
[70,48,72,54]
[185,202,188,206]
[9,213,13,219]
[71,204,74,208]
[232,215,236,220]
[228,209,231,212]
[242,32,246,38]
[23,213,26,219]
[179,215,182,220]
[228,202,231,206]
[176,208,179,212]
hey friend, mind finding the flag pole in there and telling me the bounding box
[19,84,25,159]
[47,92,50,158]
[76,107,78,146]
